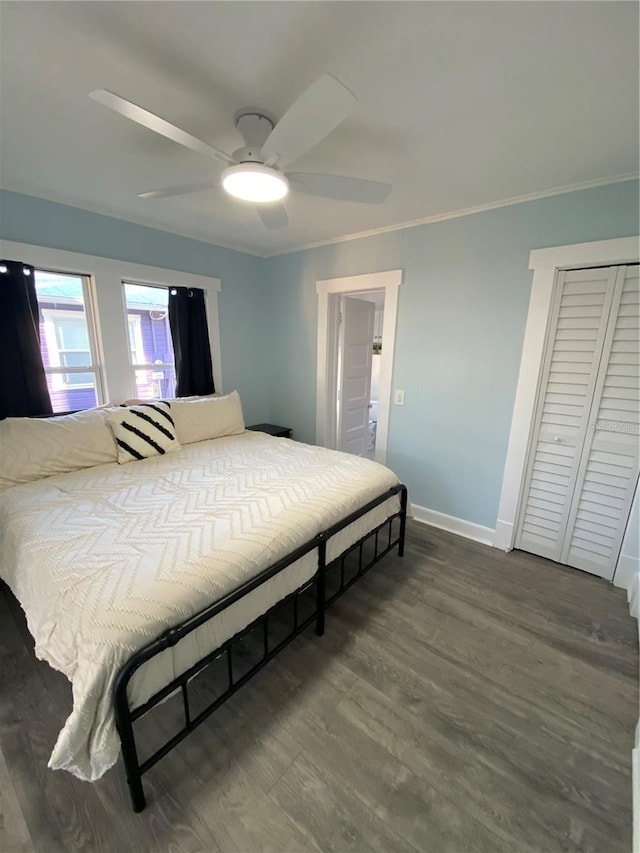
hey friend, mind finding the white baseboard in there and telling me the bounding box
[615,551,639,619]
[614,553,640,592]
[411,504,495,547]
[628,572,639,620]
[494,520,514,552]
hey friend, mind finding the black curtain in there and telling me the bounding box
[168,287,215,397]
[0,260,52,419]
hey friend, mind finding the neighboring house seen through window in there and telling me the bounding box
[123,283,176,400]
[34,271,103,413]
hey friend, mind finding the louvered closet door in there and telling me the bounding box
[562,265,639,580]
[515,267,620,562]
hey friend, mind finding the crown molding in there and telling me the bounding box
[3,173,637,262]
[262,172,640,258]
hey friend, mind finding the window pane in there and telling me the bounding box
[35,271,99,413]
[45,375,98,413]
[123,284,174,371]
[63,352,91,369]
[55,316,90,357]
[133,367,176,400]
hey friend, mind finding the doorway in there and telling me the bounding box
[315,269,402,464]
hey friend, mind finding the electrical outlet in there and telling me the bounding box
[394,389,405,406]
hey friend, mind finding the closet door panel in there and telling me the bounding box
[515,267,618,561]
[563,267,640,579]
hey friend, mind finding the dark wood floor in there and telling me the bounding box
[1,520,637,853]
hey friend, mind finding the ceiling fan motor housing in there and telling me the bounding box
[232,145,266,164]
[233,110,276,148]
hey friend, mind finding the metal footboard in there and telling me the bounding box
[114,483,407,811]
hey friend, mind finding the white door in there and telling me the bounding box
[563,266,640,579]
[338,296,374,456]
[515,264,639,580]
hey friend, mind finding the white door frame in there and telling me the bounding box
[495,236,640,552]
[316,269,402,463]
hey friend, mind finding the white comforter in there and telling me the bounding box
[0,432,399,781]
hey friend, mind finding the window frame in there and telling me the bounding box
[123,281,176,400]
[35,270,106,406]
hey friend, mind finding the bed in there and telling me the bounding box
[0,394,407,811]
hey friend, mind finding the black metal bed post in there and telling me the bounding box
[398,485,408,557]
[114,672,146,813]
[316,534,327,637]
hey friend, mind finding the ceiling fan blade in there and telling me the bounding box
[90,89,234,165]
[261,74,357,170]
[288,173,391,204]
[257,203,289,229]
[138,182,217,199]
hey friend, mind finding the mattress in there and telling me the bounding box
[0,431,400,782]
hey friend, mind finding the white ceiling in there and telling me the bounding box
[1,1,638,257]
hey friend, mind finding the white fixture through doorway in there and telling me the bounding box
[316,269,402,463]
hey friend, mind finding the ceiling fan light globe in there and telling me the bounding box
[221,164,289,203]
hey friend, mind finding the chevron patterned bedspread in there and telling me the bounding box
[0,431,400,781]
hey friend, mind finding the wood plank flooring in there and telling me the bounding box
[0,520,637,852]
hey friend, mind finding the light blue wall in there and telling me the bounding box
[265,180,640,529]
[3,182,638,529]
[0,190,269,425]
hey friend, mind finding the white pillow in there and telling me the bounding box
[121,393,218,406]
[106,401,181,464]
[0,407,118,490]
[171,391,245,445]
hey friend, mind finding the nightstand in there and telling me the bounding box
[247,423,292,439]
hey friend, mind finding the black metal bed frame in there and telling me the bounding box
[114,483,407,812]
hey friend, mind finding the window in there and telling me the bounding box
[35,271,103,413]
[123,283,176,400]
[5,240,222,410]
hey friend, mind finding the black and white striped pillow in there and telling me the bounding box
[107,402,180,464]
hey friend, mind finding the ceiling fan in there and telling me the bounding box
[89,75,392,229]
